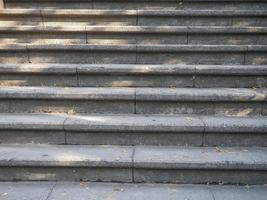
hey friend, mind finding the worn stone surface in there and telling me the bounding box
[137,52,244,65]
[134,169,267,184]
[0,130,65,145]
[0,182,54,200]
[0,74,78,87]
[9,99,135,114]
[66,131,203,146]
[136,102,262,116]
[0,167,132,182]
[78,75,194,87]
[64,114,204,132]
[195,76,267,88]
[49,182,213,200]
[211,185,267,200]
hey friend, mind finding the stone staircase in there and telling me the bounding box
[0,0,267,199]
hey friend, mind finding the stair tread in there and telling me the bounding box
[1,25,267,33]
[1,43,267,52]
[0,86,265,101]
[1,9,267,16]
[0,144,266,170]
[0,182,266,200]
[1,64,267,75]
[0,113,266,133]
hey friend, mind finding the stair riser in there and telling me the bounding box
[0,166,266,184]
[0,167,132,182]
[2,130,267,147]
[134,169,267,184]
[5,1,267,10]
[1,74,267,88]
[1,51,266,65]
[0,100,264,116]
[1,16,266,27]
[1,33,267,45]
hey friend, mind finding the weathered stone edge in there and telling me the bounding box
[0,113,266,133]
[1,64,267,75]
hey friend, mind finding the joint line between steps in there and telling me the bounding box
[39,10,45,27]
[134,88,137,114]
[62,116,69,145]
[207,186,216,200]
[45,182,57,200]
[131,146,136,183]
[75,65,80,87]
[198,116,206,147]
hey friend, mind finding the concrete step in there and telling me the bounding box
[4,0,267,10]
[1,44,267,65]
[1,64,267,88]
[1,26,267,45]
[1,9,267,26]
[1,182,267,200]
[0,144,266,183]
[0,86,265,115]
[0,113,266,146]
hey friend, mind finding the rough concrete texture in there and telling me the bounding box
[1,113,267,146]
[0,182,266,200]
[0,144,266,183]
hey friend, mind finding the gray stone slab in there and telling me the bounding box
[66,131,203,146]
[211,185,267,200]
[9,99,135,114]
[0,100,9,112]
[136,102,262,116]
[134,168,267,184]
[3,87,135,100]
[0,51,28,64]
[133,146,267,170]
[233,17,267,26]
[43,16,136,26]
[78,74,194,87]
[201,116,267,133]
[87,33,187,45]
[195,76,267,88]
[0,16,43,26]
[64,114,204,132]
[0,74,78,87]
[134,146,267,184]
[93,52,136,64]
[203,132,267,147]
[28,50,94,64]
[246,53,267,65]
[0,167,132,182]
[0,144,133,167]
[0,63,77,74]
[188,35,267,45]
[49,182,213,200]
[0,32,87,45]
[0,113,66,130]
[137,52,244,65]
[195,65,267,75]
[136,88,266,101]
[77,64,196,74]
[0,182,54,200]
[0,130,65,144]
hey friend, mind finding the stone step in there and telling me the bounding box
[1,64,267,88]
[0,113,266,146]
[1,44,267,65]
[1,9,267,26]
[0,144,266,184]
[1,182,267,200]
[1,25,267,45]
[4,0,267,10]
[0,86,265,115]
